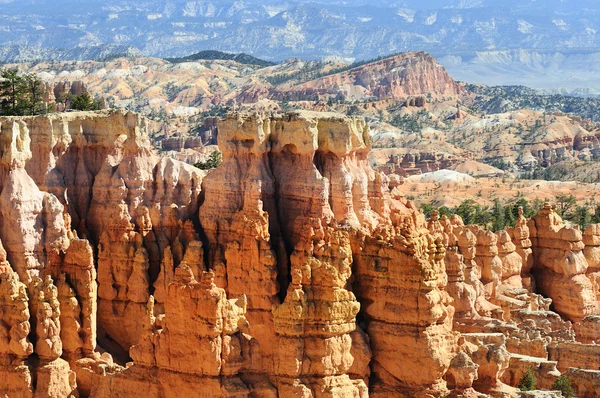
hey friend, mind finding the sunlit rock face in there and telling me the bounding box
[0,110,599,397]
[528,204,600,322]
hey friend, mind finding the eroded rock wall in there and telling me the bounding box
[1,110,600,398]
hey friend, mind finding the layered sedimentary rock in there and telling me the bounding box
[2,109,600,397]
[198,111,456,396]
[378,152,461,177]
[507,207,535,290]
[441,214,481,323]
[528,204,599,321]
[273,224,367,397]
[583,224,600,298]
[0,110,204,396]
[353,208,457,397]
[92,266,252,397]
[275,52,462,102]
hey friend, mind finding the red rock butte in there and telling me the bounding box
[0,109,599,397]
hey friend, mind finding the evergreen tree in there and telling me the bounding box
[0,68,47,115]
[472,204,492,228]
[194,150,222,170]
[70,92,99,111]
[439,206,453,218]
[518,367,537,391]
[22,73,46,115]
[455,199,477,225]
[575,205,592,231]
[531,198,545,215]
[492,199,505,232]
[504,203,517,227]
[555,194,577,219]
[420,203,435,218]
[513,198,533,218]
[0,68,27,116]
[592,204,600,224]
[551,375,575,398]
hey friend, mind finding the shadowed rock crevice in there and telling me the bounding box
[266,148,293,302]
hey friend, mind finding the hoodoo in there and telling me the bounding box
[0,110,600,397]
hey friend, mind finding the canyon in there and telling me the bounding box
[14,51,600,184]
[18,52,460,115]
[0,109,599,397]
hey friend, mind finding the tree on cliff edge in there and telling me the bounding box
[194,150,222,170]
[70,92,100,111]
[0,68,46,116]
[0,68,27,116]
[22,73,46,115]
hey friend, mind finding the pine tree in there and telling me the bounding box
[492,199,505,232]
[70,92,99,111]
[439,206,453,218]
[194,150,222,170]
[504,204,516,227]
[420,203,435,218]
[0,68,27,116]
[551,375,575,397]
[0,68,47,116]
[518,367,537,391]
[531,198,545,215]
[592,204,600,224]
[575,205,592,232]
[555,194,577,218]
[513,198,533,218]
[455,200,477,225]
[22,73,46,115]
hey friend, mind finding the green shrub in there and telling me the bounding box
[70,92,100,111]
[194,150,222,170]
[518,367,537,391]
[551,375,575,397]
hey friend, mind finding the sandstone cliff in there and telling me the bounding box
[0,110,599,397]
[274,52,462,102]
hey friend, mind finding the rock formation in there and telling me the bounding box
[507,207,535,290]
[1,109,600,397]
[584,223,600,298]
[275,52,463,102]
[379,152,461,177]
[528,204,599,321]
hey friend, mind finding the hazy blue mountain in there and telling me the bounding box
[2,0,599,59]
[0,44,144,63]
[2,0,600,90]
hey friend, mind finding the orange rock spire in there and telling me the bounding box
[0,110,599,397]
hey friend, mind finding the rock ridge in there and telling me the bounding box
[0,110,599,397]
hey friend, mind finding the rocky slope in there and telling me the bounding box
[13,52,460,110]
[371,105,600,179]
[1,109,600,397]
[272,52,462,102]
[442,50,600,94]
[12,52,600,184]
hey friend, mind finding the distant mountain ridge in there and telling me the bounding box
[3,0,600,89]
[165,50,276,67]
[442,49,600,94]
[0,44,145,63]
[2,0,600,60]
[467,84,600,122]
